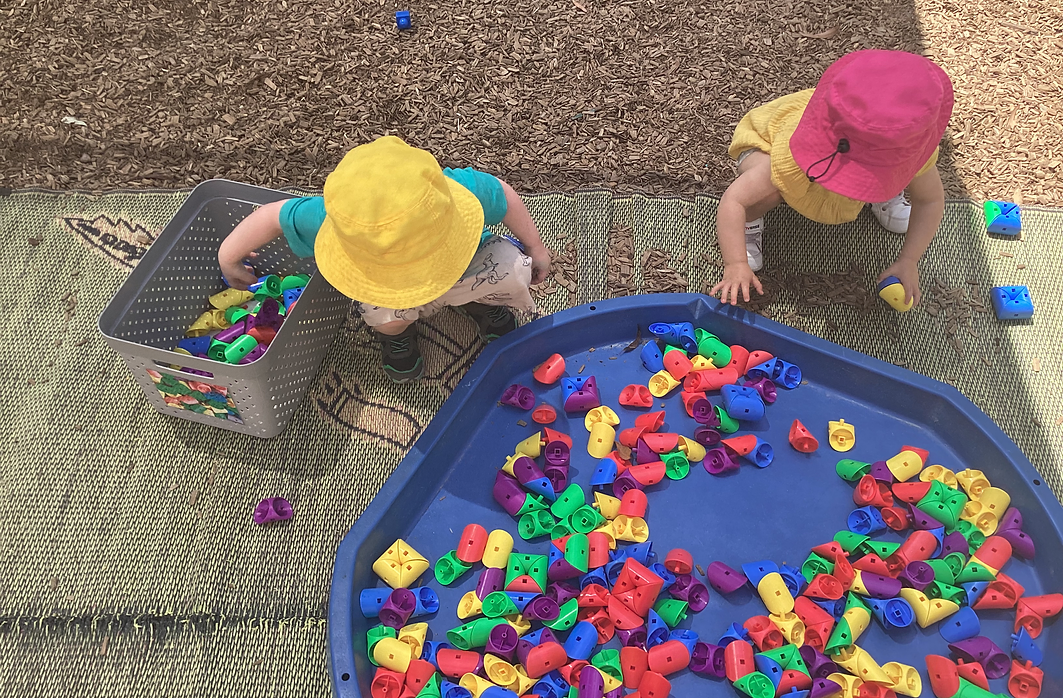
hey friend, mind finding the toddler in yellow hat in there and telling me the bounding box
[218,136,551,383]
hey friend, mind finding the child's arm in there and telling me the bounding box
[710,162,778,304]
[877,167,945,306]
[498,179,551,284]
[217,200,288,289]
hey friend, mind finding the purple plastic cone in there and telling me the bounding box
[899,561,935,591]
[611,471,643,499]
[998,527,1036,559]
[706,561,748,594]
[670,574,710,611]
[501,384,535,410]
[861,572,903,599]
[546,582,580,606]
[692,398,719,425]
[615,625,647,648]
[253,297,283,331]
[253,497,293,524]
[997,507,1023,533]
[476,567,507,600]
[544,441,571,467]
[544,465,569,495]
[634,439,657,465]
[810,678,844,698]
[869,460,894,483]
[512,456,547,486]
[948,637,1010,678]
[939,531,970,558]
[493,470,528,516]
[238,343,267,364]
[578,664,605,698]
[525,596,561,622]
[693,425,721,447]
[909,502,946,530]
[689,642,726,677]
[379,588,417,628]
[799,646,839,679]
[548,558,584,582]
[743,377,777,404]
[703,447,739,475]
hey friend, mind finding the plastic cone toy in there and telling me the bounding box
[828,420,855,452]
[789,419,819,452]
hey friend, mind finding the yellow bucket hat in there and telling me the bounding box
[314,136,484,308]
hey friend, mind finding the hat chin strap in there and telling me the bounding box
[805,138,850,183]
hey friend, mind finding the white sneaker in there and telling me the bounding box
[870,193,911,235]
[745,218,764,271]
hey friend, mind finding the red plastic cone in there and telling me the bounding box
[900,444,930,465]
[721,434,757,456]
[925,655,960,698]
[789,419,819,452]
[892,481,932,503]
[956,659,989,690]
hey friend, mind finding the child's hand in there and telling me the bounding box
[878,258,921,306]
[528,244,552,285]
[710,262,764,305]
[219,252,259,290]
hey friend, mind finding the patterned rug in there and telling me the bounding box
[0,187,1059,696]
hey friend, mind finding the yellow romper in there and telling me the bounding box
[729,90,938,225]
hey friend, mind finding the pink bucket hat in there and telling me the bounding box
[790,50,954,203]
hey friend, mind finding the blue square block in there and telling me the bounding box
[991,285,1034,320]
[984,200,1021,235]
[395,10,411,29]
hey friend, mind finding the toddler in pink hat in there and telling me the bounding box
[711,50,954,307]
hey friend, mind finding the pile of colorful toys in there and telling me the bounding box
[173,273,308,366]
[356,321,1059,698]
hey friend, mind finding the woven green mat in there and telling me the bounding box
[0,188,1060,696]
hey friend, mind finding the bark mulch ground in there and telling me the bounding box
[2,0,1060,202]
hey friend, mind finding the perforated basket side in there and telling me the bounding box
[99,180,349,438]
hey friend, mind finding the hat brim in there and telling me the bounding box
[790,54,954,203]
[314,180,485,309]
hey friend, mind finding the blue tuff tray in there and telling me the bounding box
[328,294,1063,697]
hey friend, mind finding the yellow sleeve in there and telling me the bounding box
[729,90,816,161]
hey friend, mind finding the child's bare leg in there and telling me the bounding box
[376,320,414,336]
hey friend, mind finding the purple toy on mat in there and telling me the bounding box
[253,497,293,524]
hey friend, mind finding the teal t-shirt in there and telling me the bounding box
[279,167,508,258]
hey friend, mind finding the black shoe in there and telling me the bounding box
[459,303,517,342]
[379,325,424,383]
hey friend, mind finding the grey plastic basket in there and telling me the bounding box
[98,179,349,438]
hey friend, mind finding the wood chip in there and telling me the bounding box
[578,364,585,374]
[49,576,58,591]
[190,490,199,507]
[516,419,528,427]
[1055,415,1063,426]
[695,565,705,577]
[1017,264,1026,270]
[1000,252,1015,258]
[99,636,109,656]
[1033,357,1041,372]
